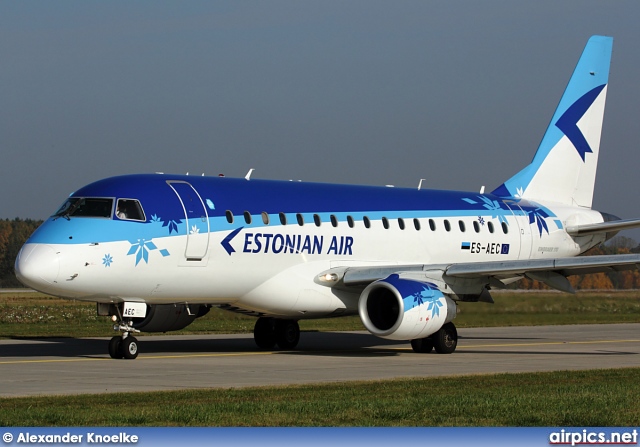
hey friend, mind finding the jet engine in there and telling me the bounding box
[358,274,456,340]
[131,304,210,332]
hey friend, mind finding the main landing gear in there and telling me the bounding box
[410,322,458,354]
[108,314,141,360]
[253,317,300,350]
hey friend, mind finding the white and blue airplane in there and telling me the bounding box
[15,35,640,359]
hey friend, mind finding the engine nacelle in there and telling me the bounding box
[358,274,456,340]
[131,304,209,333]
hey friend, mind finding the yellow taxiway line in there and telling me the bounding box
[1,338,639,365]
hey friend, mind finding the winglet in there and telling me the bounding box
[492,36,613,209]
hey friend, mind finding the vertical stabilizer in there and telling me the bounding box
[492,36,613,208]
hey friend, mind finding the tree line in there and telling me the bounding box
[1,218,640,289]
[517,235,640,291]
[0,218,43,287]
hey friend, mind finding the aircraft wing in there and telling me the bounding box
[444,254,640,277]
[327,254,640,294]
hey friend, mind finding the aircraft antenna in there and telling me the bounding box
[245,168,255,181]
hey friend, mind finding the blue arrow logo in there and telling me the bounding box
[221,227,243,255]
[555,84,606,162]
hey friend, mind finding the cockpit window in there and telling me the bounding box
[116,199,146,221]
[53,198,113,219]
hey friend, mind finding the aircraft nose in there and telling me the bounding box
[15,244,60,291]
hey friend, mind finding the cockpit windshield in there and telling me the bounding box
[53,198,114,219]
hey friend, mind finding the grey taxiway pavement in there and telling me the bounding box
[0,323,638,397]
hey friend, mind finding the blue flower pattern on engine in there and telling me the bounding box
[408,284,443,319]
[386,274,444,320]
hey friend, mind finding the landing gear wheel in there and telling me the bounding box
[120,336,139,359]
[275,320,300,350]
[411,337,434,353]
[432,322,458,354]
[108,336,123,359]
[254,318,276,349]
[108,304,142,359]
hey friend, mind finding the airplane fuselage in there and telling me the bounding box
[16,174,605,318]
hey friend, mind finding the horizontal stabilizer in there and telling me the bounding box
[566,218,640,236]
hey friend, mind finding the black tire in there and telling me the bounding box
[121,336,139,359]
[254,317,276,349]
[432,322,458,354]
[108,336,123,359]
[275,320,300,350]
[411,337,434,353]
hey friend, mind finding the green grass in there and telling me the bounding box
[1,290,639,338]
[455,290,640,327]
[1,368,638,426]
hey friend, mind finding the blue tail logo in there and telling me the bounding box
[555,84,606,161]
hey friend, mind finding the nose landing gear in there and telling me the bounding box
[108,334,139,359]
[108,313,141,360]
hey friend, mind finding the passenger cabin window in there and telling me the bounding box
[502,222,509,234]
[244,211,252,225]
[116,199,145,221]
[488,222,494,233]
[444,220,451,232]
[313,214,321,227]
[413,218,421,231]
[296,213,304,226]
[429,219,436,231]
[363,216,371,228]
[225,210,234,224]
[382,217,389,229]
[347,216,355,228]
[458,220,466,232]
[473,221,480,233]
[330,215,338,228]
[398,218,405,230]
[261,212,270,225]
[279,213,287,225]
[55,198,114,219]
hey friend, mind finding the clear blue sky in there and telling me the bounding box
[2,1,640,239]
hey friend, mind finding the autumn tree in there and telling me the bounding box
[0,218,42,287]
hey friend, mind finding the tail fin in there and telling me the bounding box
[492,35,613,209]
